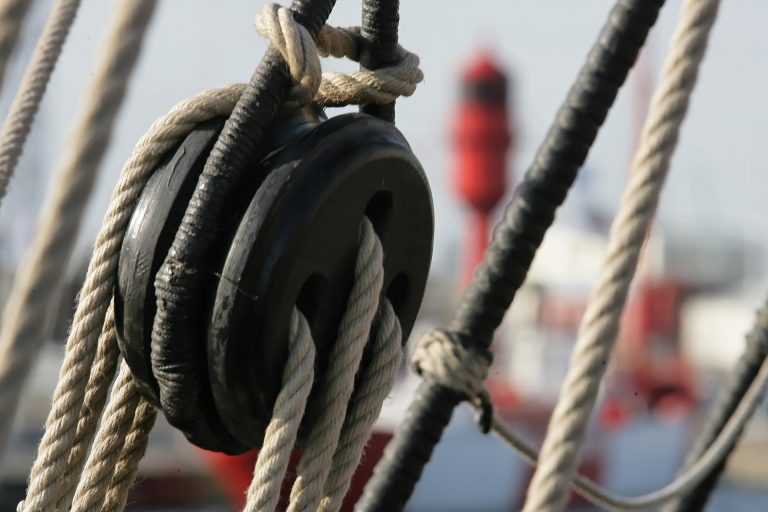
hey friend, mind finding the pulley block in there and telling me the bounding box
[114,108,434,453]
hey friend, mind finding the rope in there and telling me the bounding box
[254,3,421,106]
[0,0,81,204]
[357,3,666,507]
[0,0,34,92]
[20,83,244,512]
[409,304,768,511]
[523,0,720,510]
[0,0,157,460]
[247,219,401,512]
[22,4,419,508]
[488,344,768,511]
[663,303,768,511]
[410,329,493,431]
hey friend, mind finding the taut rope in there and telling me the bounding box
[0,0,157,460]
[523,0,720,508]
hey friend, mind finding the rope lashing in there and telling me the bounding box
[523,0,719,509]
[359,2,667,509]
[23,2,425,510]
[410,329,493,433]
[405,323,768,511]
[256,4,422,107]
[0,0,83,204]
[0,0,157,459]
[359,0,401,121]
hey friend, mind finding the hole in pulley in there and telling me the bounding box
[296,272,327,327]
[365,190,393,234]
[386,272,409,317]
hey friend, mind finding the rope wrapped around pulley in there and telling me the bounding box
[22,2,430,511]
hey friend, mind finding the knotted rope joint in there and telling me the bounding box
[411,328,494,433]
[255,3,422,106]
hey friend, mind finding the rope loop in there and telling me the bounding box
[411,328,494,432]
[254,2,422,106]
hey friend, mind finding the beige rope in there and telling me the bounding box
[245,309,316,512]
[0,0,34,92]
[20,83,244,511]
[319,300,401,512]
[70,363,143,512]
[0,0,81,203]
[101,398,157,512]
[488,345,768,511]
[523,1,720,510]
[255,3,422,106]
[0,0,157,460]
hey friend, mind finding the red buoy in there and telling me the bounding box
[452,52,514,283]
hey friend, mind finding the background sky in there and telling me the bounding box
[0,0,767,278]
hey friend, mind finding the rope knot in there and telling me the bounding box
[254,3,423,107]
[411,328,494,433]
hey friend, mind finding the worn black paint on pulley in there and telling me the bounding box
[116,118,225,405]
[208,113,433,448]
[115,117,251,453]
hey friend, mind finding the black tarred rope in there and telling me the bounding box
[150,0,337,452]
[357,1,666,510]
[360,0,400,122]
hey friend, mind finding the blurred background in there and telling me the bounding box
[1,0,768,510]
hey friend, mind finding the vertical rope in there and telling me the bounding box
[319,300,401,512]
[20,84,244,512]
[0,0,34,92]
[523,1,720,510]
[0,0,157,459]
[0,0,81,204]
[288,218,384,512]
[245,310,316,512]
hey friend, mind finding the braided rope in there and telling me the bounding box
[523,1,720,510]
[0,0,34,92]
[0,0,81,203]
[0,0,157,459]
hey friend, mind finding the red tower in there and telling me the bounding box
[453,52,514,283]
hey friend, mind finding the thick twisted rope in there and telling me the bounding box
[523,1,720,510]
[255,3,421,106]
[0,0,34,92]
[21,84,245,512]
[0,0,157,459]
[247,219,401,512]
[0,0,81,204]
[23,4,420,508]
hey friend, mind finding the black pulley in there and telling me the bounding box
[114,109,433,452]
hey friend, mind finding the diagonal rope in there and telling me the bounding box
[522,0,720,510]
[0,0,81,204]
[0,0,157,460]
[0,0,34,93]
